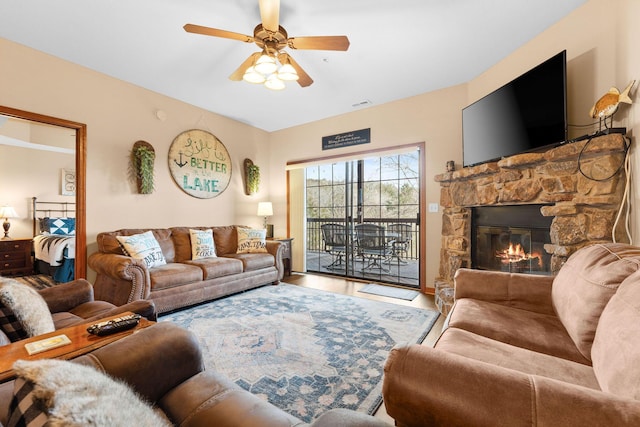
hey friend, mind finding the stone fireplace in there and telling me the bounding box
[433,133,628,314]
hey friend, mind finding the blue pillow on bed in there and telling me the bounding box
[41,217,75,235]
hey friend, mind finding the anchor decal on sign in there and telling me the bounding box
[174,151,188,168]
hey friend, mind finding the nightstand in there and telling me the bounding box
[0,238,33,277]
[268,237,293,277]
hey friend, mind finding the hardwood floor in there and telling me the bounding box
[284,272,445,423]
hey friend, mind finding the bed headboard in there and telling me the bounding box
[32,196,76,236]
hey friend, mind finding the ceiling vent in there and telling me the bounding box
[352,100,372,108]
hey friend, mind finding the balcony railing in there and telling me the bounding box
[305,217,419,287]
[306,217,419,261]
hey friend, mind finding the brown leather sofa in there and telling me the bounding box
[0,279,156,346]
[88,226,284,314]
[383,243,640,426]
[0,322,390,426]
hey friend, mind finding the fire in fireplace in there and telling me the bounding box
[472,205,553,275]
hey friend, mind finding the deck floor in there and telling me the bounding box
[305,250,419,287]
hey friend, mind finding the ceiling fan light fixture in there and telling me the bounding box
[254,53,278,75]
[277,63,299,81]
[242,66,266,84]
[264,74,286,90]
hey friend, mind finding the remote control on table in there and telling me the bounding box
[87,314,142,336]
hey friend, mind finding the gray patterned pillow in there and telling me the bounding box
[9,359,172,427]
[0,278,54,342]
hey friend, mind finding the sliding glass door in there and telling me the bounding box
[305,150,420,287]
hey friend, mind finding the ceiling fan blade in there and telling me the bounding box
[288,36,350,51]
[258,0,280,33]
[229,52,261,81]
[184,23,253,43]
[279,53,313,87]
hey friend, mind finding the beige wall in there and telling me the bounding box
[468,0,638,242]
[0,146,74,237]
[0,119,75,237]
[268,0,639,288]
[1,0,637,286]
[1,38,270,281]
[621,0,640,244]
[269,86,466,289]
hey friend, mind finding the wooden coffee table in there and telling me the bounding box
[0,312,153,382]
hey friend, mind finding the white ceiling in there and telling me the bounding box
[0,0,586,132]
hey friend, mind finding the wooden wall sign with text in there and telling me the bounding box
[322,128,370,150]
[168,129,232,199]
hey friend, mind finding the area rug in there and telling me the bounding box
[160,283,439,422]
[358,283,420,301]
[10,274,57,290]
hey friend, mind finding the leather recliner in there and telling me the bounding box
[0,278,156,346]
[0,322,390,426]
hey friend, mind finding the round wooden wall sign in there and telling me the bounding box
[168,129,232,199]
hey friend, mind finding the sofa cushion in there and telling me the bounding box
[212,225,238,256]
[448,298,589,364]
[9,359,171,427]
[236,227,268,254]
[552,243,640,360]
[591,269,640,400]
[186,257,243,279]
[149,263,203,291]
[224,253,275,272]
[98,229,176,262]
[0,278,55,342]
[436,327,600,390]
[170,227,196,262]
[190,229,216,260]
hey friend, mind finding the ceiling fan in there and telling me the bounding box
[184,0,350,89]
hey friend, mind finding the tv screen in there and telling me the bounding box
[462,50,567,167]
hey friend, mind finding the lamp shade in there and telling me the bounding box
[0,206,18,219]
[257,202,273,217]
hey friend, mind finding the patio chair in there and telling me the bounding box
[387,223,412,265]
[321,223,347,270]
[355,224,392,273]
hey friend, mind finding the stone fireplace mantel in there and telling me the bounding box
[433,133,629,314]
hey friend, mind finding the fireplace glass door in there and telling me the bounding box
[472,205,552,275]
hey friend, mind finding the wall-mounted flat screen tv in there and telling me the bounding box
[462,50,567,167]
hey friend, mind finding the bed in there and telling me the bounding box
[32,197,75,282]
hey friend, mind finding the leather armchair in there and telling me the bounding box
[0,278,156,346]
[0,322,390,426]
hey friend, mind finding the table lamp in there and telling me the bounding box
[257,202,274,238]
[0,206,19,240]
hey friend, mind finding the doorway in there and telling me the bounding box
[305,150,421,288]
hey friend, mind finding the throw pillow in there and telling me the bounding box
[189,229,216,260]
[41,217,76,235]
[116,231,167,268]
[0,278,55,342]
[9,359,171,427]
[236,227,268,254]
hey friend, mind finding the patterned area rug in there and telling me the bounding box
[10,275,57,290]
[161,283,439,422]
